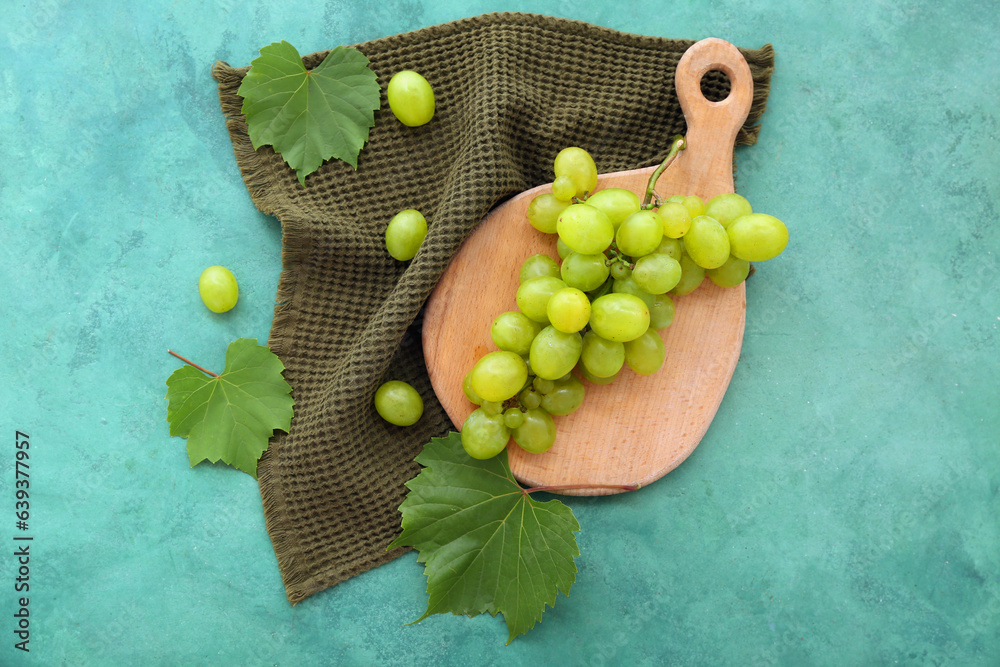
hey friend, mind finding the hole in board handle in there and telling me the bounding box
[699,68,732,103]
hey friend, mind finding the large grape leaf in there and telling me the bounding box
[237,41,380,185]
[165,338,294,478]
[389,433,581,643]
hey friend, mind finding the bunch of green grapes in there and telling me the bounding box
[459,146,788,460]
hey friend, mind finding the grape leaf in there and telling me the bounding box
[237,41,380,186]
[389,433,581,643]
[165,338,294,478]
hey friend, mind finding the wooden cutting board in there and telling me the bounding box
[422,38,753,495]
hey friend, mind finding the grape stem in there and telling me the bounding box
[642,135,687,207]
[167,350,219,378]
[520,483,641,495]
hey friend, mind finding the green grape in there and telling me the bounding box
[556,237,573,259]
[519,253,561,283]
[648,294,676,330]
[526,193,570,234]
[503,407,526,429]
[541,373,585,416]
[684,215,731,269]
[529,326,583,380]
[512,408,557,454]
[679,195,705,218]
[463,371,484,405]
[658,201,692,238]
[585,188,640,229]
[515,275,566,323]
[589,293,650,342]
[587,276,614,300]
[481,400,503,416]
[615,210,664,257]
[581,330,625,378]
[624,329,666,375]
[552,176,577,202]
[707,255,751,287]
[386,70,435,127]
[632,254,682,294]
[612,275,655,308]
[490,311,543,356]
[670,253,706,296]
[553,147,598,198]
[519,387,542,410]
[469,351,528,402]
[654,236,683,261]
[610,261,631,281]
[461,408,510,459]
[556,204,615,255]
[578,363,620,385]
[704,193,753,229]
[198,265,239,313]
[560,252,610,291]
[546,287,591,334]
[533,377,555,395]
[373,380,424,426]
[384,209,428,261]
[727,213,789,261]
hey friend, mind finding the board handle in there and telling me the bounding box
[666,38,754,197]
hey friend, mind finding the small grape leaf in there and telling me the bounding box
[237,41,380,185]
[389,433,581,643]
[165,338,294,478]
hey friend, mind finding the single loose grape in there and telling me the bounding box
[556,204,614,255]
[683,215,731,269]
[385,209,428,261]
[707,255,751,287]
[512,408,557,454]
[490,311,543,355]
[516,275,567,323]
[585,188,641,229]
[462,409,510,459]
[469,351,528,403]
[624,329,666,375]
[527,193,570,234]
[374,380,424,426]
[659,202,692,238]
[198,265,239,313]
[552,176,577,202]
[704,193,753,229]
[529,326,584,380]
[553,147,598,198]
[616,210,664,257]
[519,254,561,283]
[386,70,435,127]
[546,287,591,333]
[589,293,650,342]
[727,213,789,261]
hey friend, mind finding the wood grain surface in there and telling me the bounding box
[423,38,753,494]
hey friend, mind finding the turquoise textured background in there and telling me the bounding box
[2,1,998,665]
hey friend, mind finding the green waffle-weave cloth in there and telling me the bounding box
[212,12,774,604]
